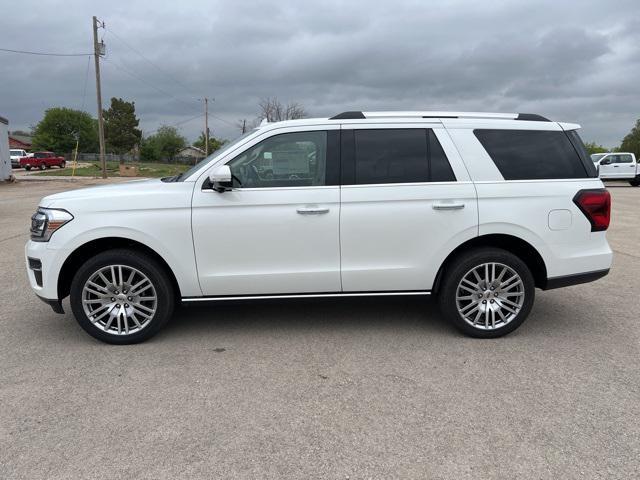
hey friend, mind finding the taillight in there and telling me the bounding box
[573,189,611,232]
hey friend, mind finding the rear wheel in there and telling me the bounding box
[25,166,31,171]
[60,161,66,169]
[630,178,639,187]
[70,249,174,344]
[39,163,46,170]
[438,248,535,338]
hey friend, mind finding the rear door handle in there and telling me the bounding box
[433,203,465,210]
[297,207,329,215]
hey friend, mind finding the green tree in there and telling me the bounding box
[104,97,142,160]
[140,125,186,161]
[620,119,640,159]
[193,131,226,154]
[584,141,609,155]
[32,107,98,153]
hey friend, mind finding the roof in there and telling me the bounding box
[0,115,8,125]
[9,134,32,144]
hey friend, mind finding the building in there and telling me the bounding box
[177,146,206,159]
[9,133,32,150]
[0,116,11,181]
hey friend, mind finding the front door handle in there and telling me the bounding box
[433,203,465,211]
[297,207,329,215]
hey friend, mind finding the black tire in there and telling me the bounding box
[39,163,46,170]
[60,161,66,169]
[438,247,535,338]
[25,166,31,171]
[629,179,639,187]
[70,249,174,344]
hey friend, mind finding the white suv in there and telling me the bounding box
[25,111,613,344]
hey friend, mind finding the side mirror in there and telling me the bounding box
[209,165,233,192]
[600,158,611,165]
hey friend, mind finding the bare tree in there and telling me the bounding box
[257,97,307,122]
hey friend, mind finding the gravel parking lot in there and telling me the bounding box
[1,178,639,479]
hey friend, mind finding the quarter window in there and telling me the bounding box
[352,129,455,185]
[474,129,591,180]
[228,131,327,188]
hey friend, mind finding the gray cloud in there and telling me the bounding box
[1,0,638,147]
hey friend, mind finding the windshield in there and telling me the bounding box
[591,153,606,162]
[177,130,256,181]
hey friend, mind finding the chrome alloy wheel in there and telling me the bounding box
[455,262,525,330]
[81,265,157,335]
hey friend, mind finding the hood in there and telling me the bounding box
[41,178,163,208]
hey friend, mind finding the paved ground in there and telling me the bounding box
[1,179,638,479]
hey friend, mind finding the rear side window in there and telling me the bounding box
[353,129,455,184]
[474,129,592,180]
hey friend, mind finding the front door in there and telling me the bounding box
[191,127,341,296]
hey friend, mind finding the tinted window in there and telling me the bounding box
[353,129,455,184]
[565,129,598,177]
[474,129,590,180]
[429,130,456,182]
[228,131,327,188]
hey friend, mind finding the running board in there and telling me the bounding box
[182,291,431,302]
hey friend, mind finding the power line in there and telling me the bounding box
[101,56,202,114]
[104,26,200,101]
[143,113,205,137]
[80,54,92,111]
[0,47,93,57]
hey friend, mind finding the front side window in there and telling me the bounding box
[474,129,593,180]
[228,131,327,188]
[353,129,455,185]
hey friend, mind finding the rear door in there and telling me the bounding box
[339,124,478,292]
[615,154,636,178]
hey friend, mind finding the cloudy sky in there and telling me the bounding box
[1,0,638,147]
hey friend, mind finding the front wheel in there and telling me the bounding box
[438,248,535,338]
[39,163,46,170]
[70,249,174,344]
[629,178,639,187]
[60,161,66,169]
[24,165,31,171]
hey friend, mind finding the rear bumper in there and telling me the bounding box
[542,268,610,290]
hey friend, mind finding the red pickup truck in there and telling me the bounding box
[20,152,66,171]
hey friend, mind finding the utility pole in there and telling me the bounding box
[204,97,209,156]
[241,119,246,134]
[92,16,107,178]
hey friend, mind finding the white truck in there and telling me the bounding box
[10,148,28,168]
[591,152,640,186]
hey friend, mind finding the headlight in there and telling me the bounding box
[30,208,73,242]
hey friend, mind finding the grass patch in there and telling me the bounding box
[34,162,191,178]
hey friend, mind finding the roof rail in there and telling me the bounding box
[329,111,366,120]
[329,111,551,121]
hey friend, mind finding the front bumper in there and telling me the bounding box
[25,240,69,314]
[36,295,64,313]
